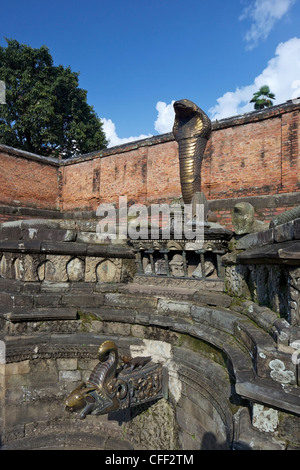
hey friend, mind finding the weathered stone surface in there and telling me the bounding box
[84,257,101,282]
[104,292,157,309]
[293,218,300,239]
[14,255,39,282]
[191,305,240,334]
[62,293,104,308]
[157,299,191,317]
[232,202,268,235]
[3,308,78,322]
[193,290,232,308]
[274,221,294,243]
[66,257,85,281]
[57,358,78,370]
[44,255,70,282]
[233,408,285,450]
[22,228,76,242]
[96,259,121,283]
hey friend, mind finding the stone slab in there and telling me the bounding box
[3,308,78,322]
[191,305,240,334]
[236,378,300,416]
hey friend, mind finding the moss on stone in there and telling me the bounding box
[176,333,227,368]
[78,311,100,331]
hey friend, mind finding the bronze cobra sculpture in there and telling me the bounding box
[65,340,120,419]
[65,340,165,419]
[173,99,211,204]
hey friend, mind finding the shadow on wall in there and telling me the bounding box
[201,433,253,450]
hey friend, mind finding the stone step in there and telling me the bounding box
[3,307,78,322]
[133,274,224,292]
[119,283,198,299]
[120,283,231,306]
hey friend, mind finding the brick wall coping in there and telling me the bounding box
[0,99,299,168]
[0,144,60,166]
[61,99,300,166]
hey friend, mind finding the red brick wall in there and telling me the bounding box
[202,117,283,199]
[61,101,300,216]
[1,101,299,229]
[0,147,59,211]
[61,137,181,211]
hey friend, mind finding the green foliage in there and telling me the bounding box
[0,38,107,158]
[250,85,276,110]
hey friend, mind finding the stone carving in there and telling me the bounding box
[270,205,300,228]
[66,257,85,282]
[173,99,211,204]
[155,259,168,275]
[96,259,120,282]
[65,340,165,419]
[192,260,215,279]
[169,254,184,277]
[232,202,268,235]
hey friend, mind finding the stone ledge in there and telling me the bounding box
[3,308,78,322]
[235,218,300,252]
[236,241,300,265]
[236,378,300,416]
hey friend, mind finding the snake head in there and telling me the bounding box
[98,340,118,362]
[173,99,198,118]
[65,382,96,412]
[173,99,211,141]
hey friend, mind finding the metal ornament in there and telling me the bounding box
[173,99,211,204]
[65,340,167,419]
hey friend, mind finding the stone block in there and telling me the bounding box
[235,232,259,250]
[96,259,121,283]
[178,429,200,450]
[0,292,14,311]
[41,241,87,256]
[40,282,70,292]
[157,299,191,317]
[0,221,23,241]
[62,293,104,308]
[12,293,34,309]
[22,227,76,242]
[76,231,105,244]
[43,255,70,282]
[131,324,145,337]
[66,257,85,281]
[14,255,39,282]
[59,370,81,382]
[34,294,62,308]
[274,221,294,243]
[57,358,78,371]
[293,218,300,239]
[256,228,274,246]
[104,292,157,309]
[99,322,131,336]
[4,360,30,375]
[192,290,232,308]
[85,257,103,282]
[191,305,238,334]
[4,308,78,322]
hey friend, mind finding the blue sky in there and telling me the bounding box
[1,0,300,147]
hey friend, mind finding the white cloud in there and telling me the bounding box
[101,117,152,148]
[240,0,296,49]
[154,101,175,134]
[101,100,175,148]
[209,37,300,120]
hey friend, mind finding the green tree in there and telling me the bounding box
[250,85,276,110]
[0,38,107,158]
